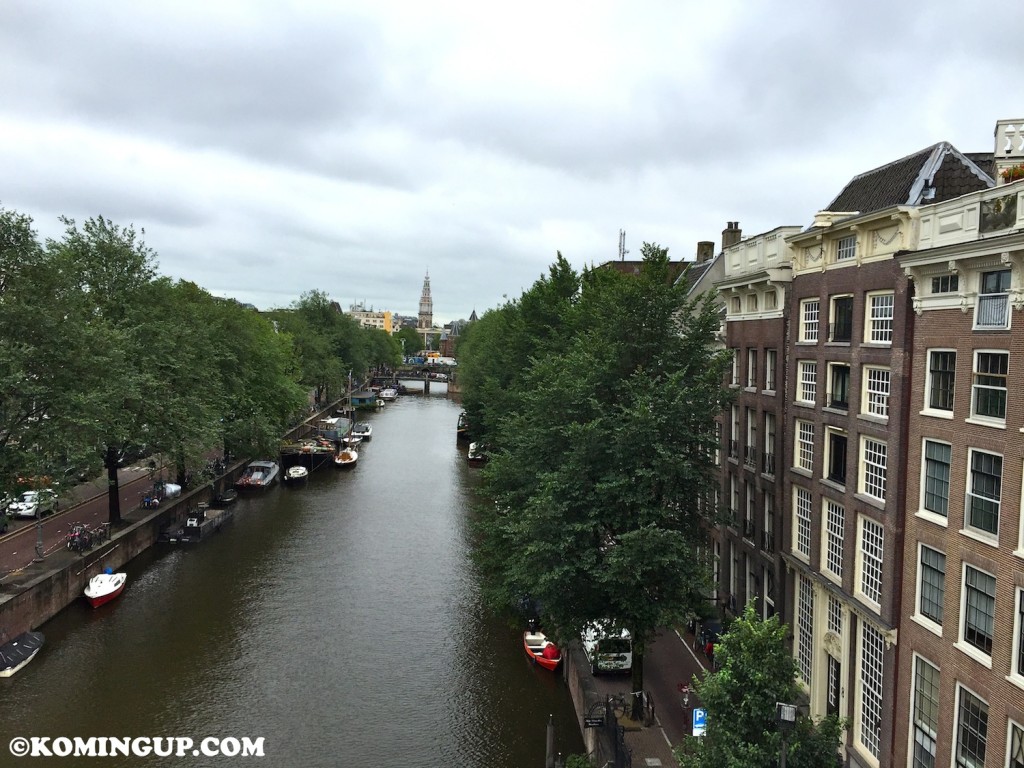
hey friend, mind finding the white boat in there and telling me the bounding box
[0,631,44,677]
[235,460,280,489]
[334,448,358,468]
[352,423,372,441]
[379,387,398,402]
[84,570,127,608]
[284,466,309,483]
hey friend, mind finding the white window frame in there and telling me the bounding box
[914,543,945,635]
[793,486,812,560]
[969,349,1008,425]
[974,267,1011,330]
[763,412,776,476]
[857,622,885,760]
[862,365,890,419]
[954,684,989,767]
[794,420,814,472]
[836,234,856,261]
[909,654,939,768]
[824,426,848,486]
[746,293,758,313]
[796,574,814,686]
[822,499,845,583]
[1011,588,1024,688]
[965,448,1001,539]
[857,515,884,607]
[958,563,996,664]
[730,295,741,314]
[1007,719,1024,768]
[800,298,819,342]
[797,360,817,405]
[730,349,739,386]
[829,293,854,343]
[746,348,757,388]
[860,436,887,501]
[923,348,955,416]
[864,291,894,345]
[764,349,777,392]
[919,439,951,524]
[764,290,777,310]
[827,361,851,410]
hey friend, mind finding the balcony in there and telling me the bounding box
[976,293,1010,329]
[729,439,739,459]
[762,452,776,476]
[744,446,758,469]
[762,530,774,553]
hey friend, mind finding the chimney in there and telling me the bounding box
[721,221,742,250]
[696,241,715,264]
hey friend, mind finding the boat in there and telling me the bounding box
[84,569,127,608]
[456,411,470,442]
[334,448,358,468]
[284,465,309,483]
[352,422,372,441]
[523,629,562,672]
[340,434,362,448]
[159,503,234,544]
[467,442,488,465]
[210,488,238,507]
[0,631,45,677]
[235,460,280,489]
[379,387,398,402]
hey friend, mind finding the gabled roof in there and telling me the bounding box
[823,142,993,215]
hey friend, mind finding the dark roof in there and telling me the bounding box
[677,259,715,292]
[596,260,689,284]
[823,142,993,216]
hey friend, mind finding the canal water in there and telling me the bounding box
[1,391,583,767]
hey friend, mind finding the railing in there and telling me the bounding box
[744,446,757,469]
[976,293,1010,329]
[729,439,738,458]
[743,521,756,540]
[762,453,775,476]
[762,530,774,553]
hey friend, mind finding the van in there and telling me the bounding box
[581,622,632,674]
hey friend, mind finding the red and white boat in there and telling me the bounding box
[523,629,562,672]
[84,570,127,608]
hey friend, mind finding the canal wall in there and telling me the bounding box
[564,643,620,766]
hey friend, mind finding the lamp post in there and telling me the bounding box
[679,682,692,735]
[776,702,797,768]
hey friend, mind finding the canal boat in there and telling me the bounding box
[352,422,372,441]
[379,387,398,402]
[235,460,280,489]
[284,465,309,483]
[523,629,562,672]
[456,411,470,442]
[210,488,238,507]
[467,442,488,466]
[0,630,45,677]
[84,569,127,608]
[334,447,358,468]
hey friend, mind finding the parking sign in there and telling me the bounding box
[692,707,707,737]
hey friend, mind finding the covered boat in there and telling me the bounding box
[235,460,279,489]
[84,569,127,608]
[284,465,309,483]
[0,631,45,677]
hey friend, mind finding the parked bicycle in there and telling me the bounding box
[65,523,92,553]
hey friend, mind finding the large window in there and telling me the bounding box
[762,412,776,476]
[795,421,814,472]
[825,428,847,485]
[863,366,890,418]
[912,656,939,768]
[927,350,956,412]
[794,487,812,559]
[931,274,959,294]
[962,565,995,656]
[731,350,739,385]
[954,686,988,768]
[798,360,817,404]
[823,500,845,580]
[744,407,757,469]
[729,406,739,459]
[800,299,820,342]
[762,492,775,553]
[746,348,757,388]
[836,234,857,262]
[796,574,814,685]
[1017,589,1024,678]
[917,545,945,627]
[971,351,1008,421]
[1009,721,1024,768]
[859,517,884,605]
[830,295,854,342]
[922,440,951,518]
[866,292,895,344]
[828,363,850,409]
[765,349,777,391]
[966,449,1001,536]
[859,623,884,759]
[861,437,887,501]
[975,268,1010,329]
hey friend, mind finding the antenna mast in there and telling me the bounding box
[618,229,629,261]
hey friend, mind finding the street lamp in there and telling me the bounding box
[679,682,692,735]
[776,702,797,768]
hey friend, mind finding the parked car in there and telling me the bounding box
[581,621,633,675]
[9,489,59,518]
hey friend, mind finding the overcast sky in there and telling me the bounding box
[2,1,1021,324]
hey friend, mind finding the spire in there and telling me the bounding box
[418,270,433,329]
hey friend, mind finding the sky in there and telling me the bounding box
[2,1,1022,325]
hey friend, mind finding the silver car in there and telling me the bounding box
[9,489,59,518]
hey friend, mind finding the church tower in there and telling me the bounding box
[418,270,433,330]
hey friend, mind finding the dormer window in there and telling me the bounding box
[836,235,856,262]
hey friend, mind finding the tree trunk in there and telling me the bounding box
[105,445,122,526]
[630,647,645,721]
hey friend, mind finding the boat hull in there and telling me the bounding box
[0,631,44,677]
[84,573,127,608]
[523,631,561,672]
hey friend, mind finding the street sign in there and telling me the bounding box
[692,707,708,737]
[584,716,605,728]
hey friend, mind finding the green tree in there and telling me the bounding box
[394,327,422,359]
[470,245,732,711]
[676,604,845,768]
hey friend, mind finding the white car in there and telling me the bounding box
[9,489,59,518]
[581,621,633,674]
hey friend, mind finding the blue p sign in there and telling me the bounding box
[692,707,708,736]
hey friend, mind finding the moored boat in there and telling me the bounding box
[352,422,372,441]
[334,448,358,468]
[284,465,309,483]
[0,631,45,677]
[84,569,127,608]
[379,387,398,402]
[467,442,488,465]
[210,488,238,507]
[235,460,280,489]
[523,629,562,672]
[456,411,470,442]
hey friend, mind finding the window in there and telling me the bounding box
[1017,589,1024,678]
[796,574,814,685]
[795,421,814,472]
[744,408,757,468]
[976,268,1010,329]
[823,500,845,580]
[859,623,884,759]
[762,412,776,476]
[763,566,775,619]
[827,595,842,636]
[730,350,739,386]
[971,351,1008,421]
[762,492,775,553]
[829,295,854,342]
[962,565,995,655]
[730,476,740,526]
[800,299,820,342]
[1009,721,1024,768]
[836,234,856,261]
[825,428,847,484]
[863,366,890,418]
[918,545,945,627]
[922,441,951,518]
[954,686,988,768]
[927,350,956,412]
[765,349,777,391]
[911,656,939,768]
[798,360,817,404]
[764,290,777,310]
[828,363,850,409]
[746,348,757,388]
[729,406,739,458]
[744,482,756,539]
[859,516,884,604]
[861,437,887,501]
[865,292,894,344]
[746,293,758,312]
[794,487,812,558]
[827,654,841,717]
[931,274,959,293]
[966,449,1001,536]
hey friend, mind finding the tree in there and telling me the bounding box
[394,327,422,359]
[469,245,732,713]
[676,604,845,768]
